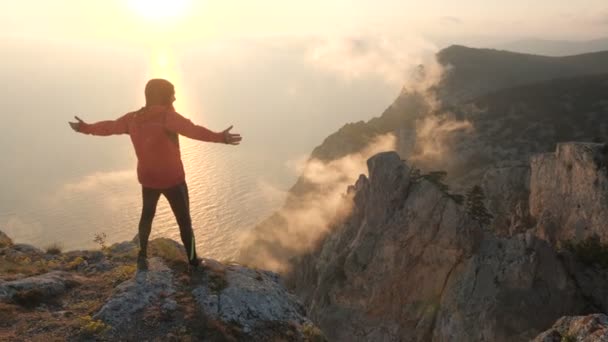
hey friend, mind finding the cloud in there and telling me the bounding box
[46,170,139,212]
[412,113,473,160]
[440,16,463,25]
[238,133,396,272]
[306,34,439,86]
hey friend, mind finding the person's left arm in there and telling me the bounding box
[164,111,242,145]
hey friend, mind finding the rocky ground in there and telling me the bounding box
[0,233,324,341]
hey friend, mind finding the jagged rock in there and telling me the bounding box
[193,259,314,341]
[0,230,12,248]
[290,151,481,341]
[481,163,532,235]
[0,271,82,304]
[530,142,608,244]
[93,257,176,331]
[288,151,607,341]
[532,314,608,342]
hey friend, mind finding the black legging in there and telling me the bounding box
[138,182,198,264]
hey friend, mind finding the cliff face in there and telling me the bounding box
[530,142,608,244]
[289,144,608,341]
[289,152,480,341]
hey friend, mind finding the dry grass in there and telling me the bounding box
[45,243,63,255]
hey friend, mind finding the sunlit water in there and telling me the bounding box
[0,38,397,260]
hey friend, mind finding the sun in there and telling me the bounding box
[127,0,191,21]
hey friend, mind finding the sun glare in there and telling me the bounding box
[128,0,191,21]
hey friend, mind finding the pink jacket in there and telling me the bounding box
[79,105,224,189]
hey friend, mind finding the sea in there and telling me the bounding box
[0,37,397,260]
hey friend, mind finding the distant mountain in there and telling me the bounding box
[436,45,608,104]
[498,37,608,57]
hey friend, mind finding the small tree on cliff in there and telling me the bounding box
[465,185,493,227]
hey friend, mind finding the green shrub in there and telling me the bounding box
[45,242,63,255]
[465,185,493,227]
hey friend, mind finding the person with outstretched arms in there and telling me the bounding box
[69,79,242,271]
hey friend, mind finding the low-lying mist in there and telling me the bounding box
[238,134,396,272]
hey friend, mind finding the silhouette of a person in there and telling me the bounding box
[69,79,242,271]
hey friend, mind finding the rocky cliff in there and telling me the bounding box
[288,145,608,341]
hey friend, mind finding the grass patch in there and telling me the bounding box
[0,258,48,276]
[69,299,105,315]
[148,238,185,264]
[111,265,136,285]
[78,315,111,337]
[208,270,229,293]
[66,256,86,271]
[561,334,576,342]
[302,323,327,342]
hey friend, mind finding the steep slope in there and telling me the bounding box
[289,146,608,341]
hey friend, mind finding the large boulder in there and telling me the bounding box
[94,257,176,331]
[533,314,608,342]
[193,259,317,341]
[0,271,83,305]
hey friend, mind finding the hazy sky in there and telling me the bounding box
[1,1,607,249]
[1,1,607,44]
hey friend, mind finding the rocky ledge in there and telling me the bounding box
[0,233,324,341]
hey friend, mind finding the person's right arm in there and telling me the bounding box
[69,114,131,136]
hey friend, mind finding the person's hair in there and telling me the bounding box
[145,79,175,106]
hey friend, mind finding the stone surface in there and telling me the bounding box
[530,142,608,244]
[533,314,608,342]
[193,259,311,340]
[0,271,82,302]
[94,257,176,330]
[481,162,532,235]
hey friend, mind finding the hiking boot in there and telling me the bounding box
[187,258,204,274]
[137,253,149,271]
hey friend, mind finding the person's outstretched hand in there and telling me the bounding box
[222,126,242,145]
[69,116,86,132]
